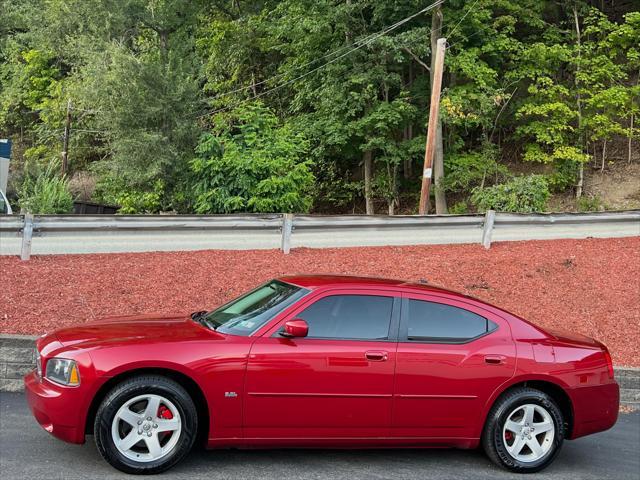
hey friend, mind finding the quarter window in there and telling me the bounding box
[406,299,495,342]
[297,295,393,340]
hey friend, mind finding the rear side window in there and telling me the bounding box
[406,299,495,342]
[297,294,393,340]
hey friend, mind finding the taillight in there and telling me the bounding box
[603,349,614,379]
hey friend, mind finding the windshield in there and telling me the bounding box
[203,280,308,335]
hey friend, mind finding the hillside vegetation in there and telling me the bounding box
[1,0,638,214]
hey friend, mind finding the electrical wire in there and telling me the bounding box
[446,0,482,40]
[206,1,445,102]
[196,0,447,118]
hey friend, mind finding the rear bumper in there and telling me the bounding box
[568,381,619,439]
[24,371,86,444]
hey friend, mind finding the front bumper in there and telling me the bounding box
[24,371,86,444]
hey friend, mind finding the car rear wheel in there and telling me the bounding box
[94,375,197,474]
[482,387,564,473]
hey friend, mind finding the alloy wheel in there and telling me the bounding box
[111,394,182,462]
[502,403,555,463]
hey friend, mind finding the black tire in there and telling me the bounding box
[94,375,198,474]
[482,387,564,473]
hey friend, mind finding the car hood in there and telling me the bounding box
[52,312,223,349]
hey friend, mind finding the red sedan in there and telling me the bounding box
[24,275,619,474]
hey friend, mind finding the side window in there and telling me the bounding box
[406,299,495,342]
[297,295,393,340]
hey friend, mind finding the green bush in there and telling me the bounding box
[443,146,509,194]
[191,103,314,214]
[471,175,550,213]
[448,201,469,214]
[577,195,605,212]
[18,165,73,214]
[94,175,164,213]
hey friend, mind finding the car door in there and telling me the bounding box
[392,292,516,439]
[244,289,400,440]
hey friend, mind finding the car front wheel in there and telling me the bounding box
[482,387,564,473]
[94,375,198,474]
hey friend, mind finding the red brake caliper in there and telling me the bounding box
[158,405,173,419]
[157,405,173,440]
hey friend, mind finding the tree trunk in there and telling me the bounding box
[430,6,447,213]
[601,140,606,171]
[403,62,414,179]
[363,150,374,215]
[629,113,634,164]
[573,6,584,199]
[576,165,584,199]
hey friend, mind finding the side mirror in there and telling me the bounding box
[280,319,309,338]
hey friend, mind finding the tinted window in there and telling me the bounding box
[406,299,494,341]
[298,295,393,340]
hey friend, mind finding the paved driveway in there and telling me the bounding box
[1,392,638,480]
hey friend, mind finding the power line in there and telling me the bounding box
[206,0,447,103]
[446,23,490,50]
[196,0,446,118]
[446,0,482,39]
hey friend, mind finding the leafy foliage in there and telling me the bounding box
[190,103,314,213]
[443,145,509,194]
[1,0,638,214]
[18,163,73,214]
[471,175,550,213]
[577,195,605,212]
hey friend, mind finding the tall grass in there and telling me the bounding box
[18,163,73,214]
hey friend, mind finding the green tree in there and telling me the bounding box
[190,103,314,213]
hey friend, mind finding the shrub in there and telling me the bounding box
[93,172,164,213]
[443,145,509,194]
[191,103,314,214]
[577,195,605,212]
[471,175,550,213]
[448,201,469,214]
[18,165,73,214]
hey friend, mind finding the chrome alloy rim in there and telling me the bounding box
[111,394,182,462]
[502,403,555,463]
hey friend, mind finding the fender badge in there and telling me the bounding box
[224,391,238,398]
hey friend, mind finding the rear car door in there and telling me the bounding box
[392,293,516,439]
[244,290,400,440]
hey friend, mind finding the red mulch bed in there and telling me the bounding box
[1,237,639,366]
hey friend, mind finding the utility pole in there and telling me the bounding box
[431,5,447,214]
[61,99,72,176]
[419,37,446,215]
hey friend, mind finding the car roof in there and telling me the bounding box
[278,274,464,297]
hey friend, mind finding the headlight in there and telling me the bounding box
[45,358,80,386]
[35,349,42,378]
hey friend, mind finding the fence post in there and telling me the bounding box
[481,210,495,249]
[281,213,293,254]
[20,213,34,261]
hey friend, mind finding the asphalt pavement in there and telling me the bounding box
[1,392,638,480]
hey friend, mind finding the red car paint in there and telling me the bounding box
[24,275,619,449]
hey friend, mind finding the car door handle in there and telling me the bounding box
[484,355,506,365]
[365,350,388,361]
